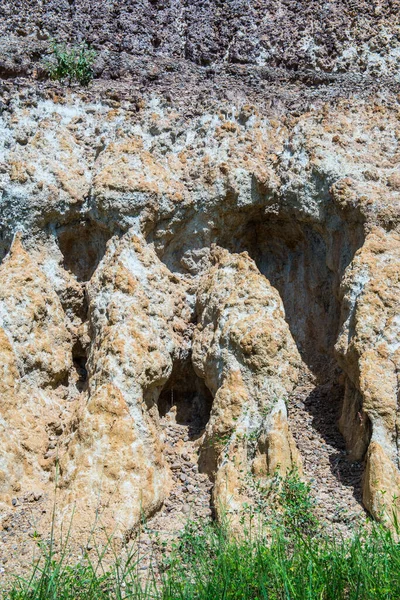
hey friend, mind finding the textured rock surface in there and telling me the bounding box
[0,91,399,540]
[1,0,400,93]
[0,235,73,505]
[192,247,302,522]
[60,231,190,534]
[336,228,400,521]
[0,2,400,566]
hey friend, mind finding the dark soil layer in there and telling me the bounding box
[1,0,400,111]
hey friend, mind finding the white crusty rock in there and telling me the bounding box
[60,232,191,534]
[336,228,400,522]
[0,94,399,545]
[192,247,303,522]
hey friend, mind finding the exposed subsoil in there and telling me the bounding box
[134,408,213,574]
[134,373,367,577]
[1,0,400,110]
[288,375,367,537]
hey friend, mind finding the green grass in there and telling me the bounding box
[3,519,400,600]
[3,471,400,599]
[166,520,400,600]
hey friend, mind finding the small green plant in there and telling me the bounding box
[45,40,96,86]
[277,467,319,536]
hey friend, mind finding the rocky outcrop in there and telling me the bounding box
[60,232,190,533]
[192,247,302,522]
[1,0,400,93]
[0,90,399,544]
[0,235,73,504]
[336,228,400,521]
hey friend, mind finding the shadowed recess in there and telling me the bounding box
[56,219,113,282]
[157,204,364,382]
[0,230,12,265]
[231,213,364,381]
[158,356,213,440]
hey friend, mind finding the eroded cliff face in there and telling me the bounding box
[0,91,399,551]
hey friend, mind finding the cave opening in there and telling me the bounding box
[56,219,113,282]
[241,221,358,380]
[215,206,369,503]
[154,206,364,382]
[157,357,213,440]
[0,231,12,266]
[72,336,89,393]
[142,174,374,515]
[211,206,365,384]
[152,202,369,490]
